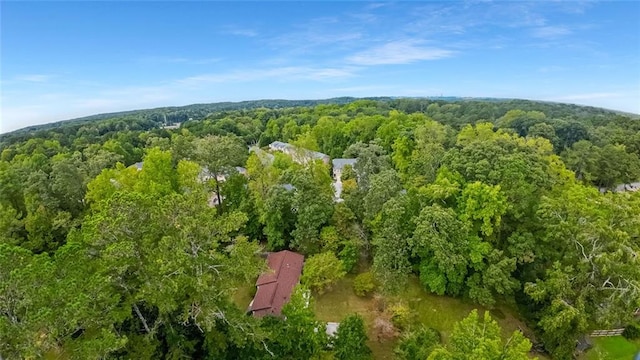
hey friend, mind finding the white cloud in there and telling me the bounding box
[538,65,566,73]
[220,25,258,37]
[347,40,454,65]
[14,74,55,82]
[328,85,393,93]
[138,56,221,65]
[532,26,572,38]
[177,66,357,86]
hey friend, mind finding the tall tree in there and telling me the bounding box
[427,310,533,360]
[411,205,469,296]
[195,135,248,209]
[343,141,391,190]
[527,184,640,358]
[372,195,414,292]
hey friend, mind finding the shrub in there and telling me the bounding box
[353,272,376,297]
[389,303,415,331]
[623,321,640,339]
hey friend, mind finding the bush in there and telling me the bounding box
[623,321,640,339]
[389,303,415,331]
[353,272,376,297]
[394,326,441,360]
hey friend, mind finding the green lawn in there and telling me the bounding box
[232,283,255,312]
[313,275,396,358]
[313,275,541,360]
[584,336,640,360]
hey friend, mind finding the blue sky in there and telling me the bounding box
[2,1,639,133]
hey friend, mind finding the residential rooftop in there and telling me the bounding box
[249,250,304,317]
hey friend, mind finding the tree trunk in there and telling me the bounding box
[215,175,223,211]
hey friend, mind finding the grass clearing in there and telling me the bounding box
[314,275,541,359]
[314,275,396,358]
[583,336,640,360]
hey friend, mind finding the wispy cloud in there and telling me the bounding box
[177,65,358,87]
[329,85,393,93]
[532,26,572,38]
[138,56,221,65]
[273,28,362,52]
[220,25,258,37]
[347,40,454,65]
[538,65,566,73]
[14,74,55,82]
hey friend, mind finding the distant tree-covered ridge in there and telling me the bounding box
[1,98,638,359]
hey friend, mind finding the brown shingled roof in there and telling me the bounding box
[250,250,304,317]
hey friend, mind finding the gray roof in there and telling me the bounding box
[269,141,292,150]
[282,183,296,191]
[332,158,357,170]
[269,141,329,161]
[249,146,275,164]
[309,150,330,161]
[134,162,144,170]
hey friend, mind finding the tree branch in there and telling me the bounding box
[132,303,151,334]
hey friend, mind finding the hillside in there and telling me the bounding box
[2,97,635,148]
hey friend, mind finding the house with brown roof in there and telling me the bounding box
[249,250,305,317]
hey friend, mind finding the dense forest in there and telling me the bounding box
[1,98,639,359]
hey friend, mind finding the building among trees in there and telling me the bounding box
[331,158,357,181]
[249,250,305,317]
[269,141,330,165]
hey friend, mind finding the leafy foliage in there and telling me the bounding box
[427,310,534,360]
[1,98,638,358]
[395,326,441,360]
[301,252,347,293]
[353,272,376,297]
[332,314,372,360]
[622,322,640,340]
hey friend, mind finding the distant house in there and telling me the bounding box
[268,141,291,152]
[249,250,305,317]
[161,122,181,130]
[331,158,357,181]
[198,166,248,183]
[133,162,144,171]
[268,141,330,165]
[599,181,640,193]
[331,158,357,202]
